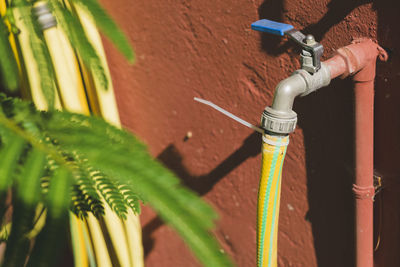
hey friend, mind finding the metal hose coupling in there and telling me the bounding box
[33,2,57,30]
[261,63,331,135]
[261,107,297,135]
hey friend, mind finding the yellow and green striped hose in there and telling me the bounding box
[257,134,289,267]
[6,1,144,266]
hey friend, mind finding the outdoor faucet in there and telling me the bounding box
[251,20,331,135]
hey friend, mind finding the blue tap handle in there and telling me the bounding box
[251,19,324,73]
[251,19,294,36]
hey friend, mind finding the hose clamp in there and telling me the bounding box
[261,106,297,135]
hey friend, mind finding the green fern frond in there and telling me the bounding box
[40,176,50,195]
[42,112,219,227]
[73,181,104,219]
[71,185,90,219]
[72,154,97,197]
[42,114,230,266]
[91,169,128,219]
[0,95,232,266]
[118,183,141,214]
[69,152,104,218]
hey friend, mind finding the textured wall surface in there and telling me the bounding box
[101,0,399,266]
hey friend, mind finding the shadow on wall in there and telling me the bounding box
[295,79,355,267]
[143,132,261,257]
[257,0,373,56]
[373,0,400,266]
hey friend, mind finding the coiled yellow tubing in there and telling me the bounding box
[9,1,143,266]
[257,134,288,267]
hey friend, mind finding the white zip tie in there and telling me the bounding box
[194,97,264,134]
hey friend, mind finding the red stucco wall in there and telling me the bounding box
[102,0,399,266]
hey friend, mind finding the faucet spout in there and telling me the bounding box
[262,63,331,135]
[271,73,307,112]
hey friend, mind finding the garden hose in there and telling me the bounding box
[193,98,290,267]
[33,2,89,114]
[85,214,113,267]
[72,3,143,267]
[70,214,90,267]
[9,4,62,109]
[73,3,121,126]
[257,134,288,267]
[8,1,144,266]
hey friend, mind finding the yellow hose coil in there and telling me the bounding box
[9,1,144,266]
[73,3,122,127]
[257,134,288,267]
[10,6,62,110]
[70,214,89,267]
[40,24,90,114]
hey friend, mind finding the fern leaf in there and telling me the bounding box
[43,115,218,227]
[71,172,105,219]
[0,96,233,266]
[70,153,104,218]
[0,17,19,92]
[91,170,128,219]
[71,185,90,219]
[43,112,232,266]
[118,183,141,214]
[71,0,135,63]
[40,175,50,195]
[77,185,104,218]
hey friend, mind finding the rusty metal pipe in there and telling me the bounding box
[325,39,388,267]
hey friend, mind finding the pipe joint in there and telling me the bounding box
[325,39,388,80]
[261,63,331,135]
[352,184,375,200]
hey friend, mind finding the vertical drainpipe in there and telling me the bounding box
[353,51,377,267]
[324,39,388,267]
